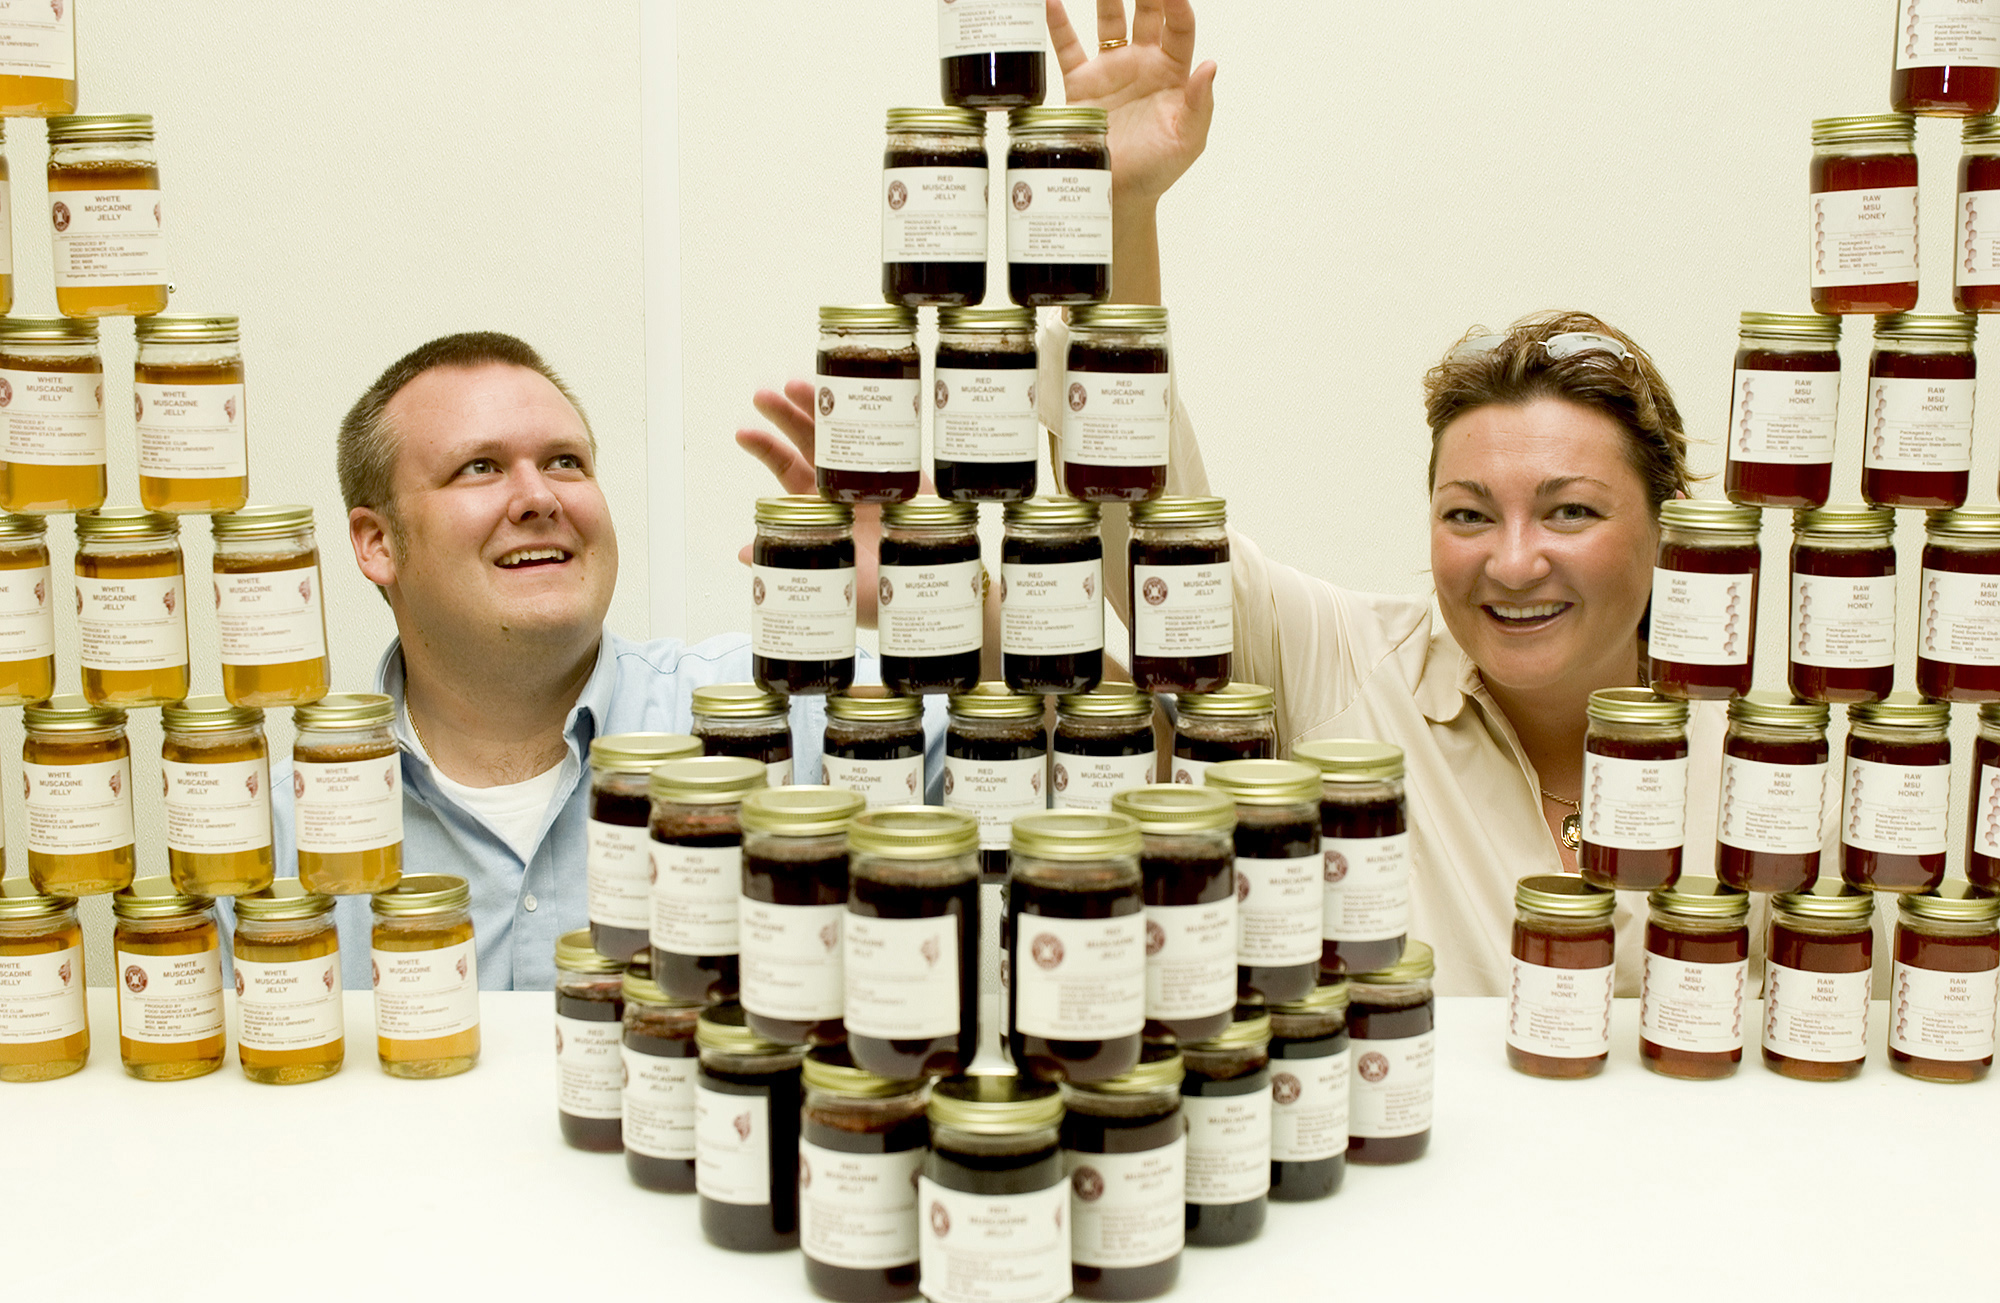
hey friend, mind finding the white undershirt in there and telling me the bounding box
[407,707,566,861]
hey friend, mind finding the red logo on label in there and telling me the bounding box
[1145,918,1165,956]
[51,201,69,232]
[1068,382,1086,411]
[246,772,260,799]
[1031,932,1064,969]
[1236,873,1249,902]
[929,1201,951,1237]
[820,920,839,952]
[1052,762,1068,792]
[123,964,147,994]
[1324,850,1349,884]
[1357,1051,1390,1083]
[934,378,949,410]
[1071,1166,1105,1201]
[1011,181,1032,212]
[799,1154,812,1189]
[886,180,908,210]
[1142,576,1168,606]
[943,768,955,797]
[294,772,306,800]
[921,936,940,968]
[733,1111,754,1142]
[1272,1071,1302,1105]
[135,392,144,422]
[879,575,894,606]
[554,1025,564,1055]
[818,386,835,416]
[752,576,766,606]
[234,970,245,998]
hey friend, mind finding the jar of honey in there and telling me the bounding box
[1267,982,1349,1203]
[1053,685,1156,811]
[1918,507,2000,700]
[1061,1044,1186,1301]
[823,687,926,810]
[1789,505,1896,705]
[1957,116,2000,311]
[740,785,865,1047]
[696,1000,806,1252]
[0,6,75,116]
[1647,499,1760,700]
[1128,495,1231,694]
[1970,700,2000,889]
[1715,692,1831,895]
[0,314,102,513]
[798,1044,929,1302]
[1180,1008,1272,1248]
[23,693,133,897]
[161,695,274,898]
[1762,881,1873,1082]
[47,113,169,318]
[938,0,1045,110]
[0,510,56,705]
[816,305,922,504]
[1506,874,1615,1079]
[231,879,343,1085]
[621,956,702,1192]
[1063,305,1172,504]
[1863,313,1978,510]
[1840,694,1951,894]
[1578,688,1690,892]
[1808,114,1919,316]
[1294,738,1411,978]
[752,495,857,697]
[553,928,625,1152]
[1346,940,1435,1165]
[1171,682,1276,786]
[1639,876,1749,1081]
[933,305,1038,503]
[879,497,983,696]
[210,504,331,706]
[112,875,223,1080]
[134,314,247,514]
[691,683,793,786]
[1892,3,2000,116]
[369,873,479,1078]
[292,693,402,896]
[1001,495,1104,694]
[648,754,768,1005]
[1206,759,1322,1005]
[75,507,188,708]
[1890,884,2000,1082]
[0,879,88,1081]
[919,1076,1069,1303]
[944,683,1045,881]
[881,106,987,309]
[585,731,701,963]
[1723,312,1842,507]
[1111,784,1237,1044]
[1005,106,1111,306]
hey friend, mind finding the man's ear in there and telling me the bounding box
[350,505,398,590]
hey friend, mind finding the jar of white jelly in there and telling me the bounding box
[134,313,247,514]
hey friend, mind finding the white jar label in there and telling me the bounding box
[696,1084,771,1205]
[1762,962,1870,1063]
[1051,749,1154,810]
[801,1141,924,1270]
[1920,567,2000,666]
[1321,832,1411,943]
[77,573,185,672]
[879,557,983,658]
[0,365,103,465]
[1013,909,1145,1039]
[935,366,1038,463]
[136,381,246,477]
[1349,1031,1434,1139]
[555,1013,624,1120]
[371,938,479,1040]
[1065,1137,1185,1270]
[25,755,133,855]
[1170,755,1210,787]
[1639,953,1747,1054]
[0,942,85,1044]
[1976,762,2000,858]
[51,187,167,287]
[623,1049,697,1159]
[824,752,925,809]
[1579,751,1688,852]
[235,952,342,1052]
[1270,1047,1349,1163]
[1864,376,1977,472]
[1647,567,1754,666]
[1895,0,2000,68]
[0,562,53,660]
[215,562,326,666]
[164,755,272,855]
[740,899,845,1020]
[937,0,1044,56]
[1145,897,1236,1020]
[1959,187,2000,287]
[1132,561,1231,658]
[1841,755,1950,856]
[294,753,402,854]
[883,165,987,263]
[919,1176,1069,1303]
[1506,959,1613,1059]
[844,911,961,1040]
[1001,558,1103,656]
[751,563,856,661]
[1006,166,1112,266]
[1890,961,2000,1061]
[1716,754,1829,855]
[1791,571,1896,669]
[1183,1089,1271,1205]
[1235,853,1322,966]
[1808,186,1919,287]
[0,3,76,79]
[818,375,921,474]
[117,945,222,1045]
[1728,367,1839,465]
[650,840,741,956]
[1061,370,1171,468]
[585,818,650,931]
[768,757,794,787]
[945,753,1045,849]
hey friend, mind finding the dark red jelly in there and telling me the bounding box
[947,715,1046,882]
[1640,918,1748,1080]
[1180,1047,1268,1247]
[1841,731,1951,893]
[1008,873,1143,1083]
[882,138,986,309]
[742,842,849,1046]
[1345,989,1432,1165]
[1724,345,1842,507]
[1863,346,1977,510]
[589,784,650,964]
[801,1074,929,1301]
[1233,805,1319,1005]
[753,527,856,697]
[1762,911,1872,1082]
[1648,535,1760,700]
[846,865,979,1079]
[816,343,922,505]
[556,983,624,1152]
[1918,536,2000,701]
[1960,150,2000,312]
[1063,336,1169,504]
[1127,529,1230,695]
[1138,833,1233,1044]
[624,999,700,1192]
[879,525,982,697]
[1969,729,2000,889]
[942,51,1044,111]
[1810,150,1920,315]
[1266,1008,1347,1202]
[1007,134,1110,307]
[1789,536,1896,704]
[1319,791,1407,978]
[1000,526,1103,695]
[698,1046,804,1252]
[1578,733,1690,892]
[1715,731,1829,895]
[933,334,1037,502]
[650,809,742,1005]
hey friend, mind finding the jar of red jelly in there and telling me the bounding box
[1127,495,1231,694]
[1762,881,1874,1082]
[880,498,983,697]
[881,107,986,309]
[1346,939,1434,1165]
[740,785,866,1047]
[1293,738,1410,978]
[1789,505,1896,705]
[752,496,856,697]
[919,1076,1069,1303]
[934,305,1038,503]
[695,1001,806,1252]
[1890,883,2000,1082]
[938,0,1045,110]
[1723,312,1843,508]
[823,687,926,810]
[1060,1043,1187,1302]
[798,1044,929,1303]
[1000,496,1103,695]
[588,732,702,964]
[1647,499,1761,700]
[1062,305,1171,504]
[1109,784,1237,1044]
[1007,810,1146,1083]
[649,755,769,1005]
[1968,701,2000,888]
[554,929,624,1153]
[945,683,1046,882]
[1506,874,1615,1080]
[1005,106,1110,307]
[1266,982,1348,1203]
[1958,116,2000,310]
[1840,694,1951,894]
[1053,685,1156,811]
[1864,313,1979,510]
[692,683,793,787]
[1919,507,2000,699]
[1205,759,1323,1005]
[1578,688,1690,892]
[816,306,922,504]
[621,957,702,1193]
[1892,2,2000,117]
[1180,1008,1271,1248]
[1171,682,1276,787]
[1809,114,1919,316]
[1638,876,1749,1080]
[1715,692,1831,895]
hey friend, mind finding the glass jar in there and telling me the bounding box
[1919,507,2000,699]
[369,873,479,1078]
[1809,114,1920,316]
[881,106,987,309]
[112,875,223,1080]
[692,683,793,786]
[938,0,1046,109]
[134,314,247,513]
[945,682,1046,881]
[1723,312,1843,507]
[1001,495,1104,694]
[1506,874,1615,1080]
[621,957,703,1192]
[1715,692,1831,894]
[1180,1008,1271,1248]
[740,785,864,1047]
[753,495,857,696]
[1864,313,1979,509]
[554,928,625,1153]
[1063,304,1173,505]
[0,314,102,513]
[844,807,980,1079]
[1053,685,1156,810]
[1267,983,1348,1203]
[1128,495,1231,693]
[1293,738,1410,978]
[1345,940,1435,1165]
[0,5,75,116]
[232,879,343,1085]
[0,510,53,704]
[76,506,189,708]
[1205,759,1321,1004]
[648,754,768,1005]
[880,497,983,696]
[934,305,1038,503]
[1890,883,2000,1082]
[585,731,702,963]
[1789,505,1896,704]
[1005,106,1111,307]
[1763,881,1874,1082]
[1959,116,2000,310]
[1892,1,2000,116]
[1008,809,1146,1083]
[1971,700,2000,889]
[0,879,87,1081]
[23,693,133,897]
[1171,682,1276,786]
[1578,688,1690,892]
[1639,876,1749,1081]
[1111,784,1237,1044]
[47,113,169,318]
[1061,1044,1186,1302]
[798,1044,929,1302]
[919,1076,1068,1303]
[292,692,402,896]
[210,504,331,706]
[696,1001,806,1252]
[816,305,922,504]
[161,695,274,897]
[1841,694,1951,893]
[824,687,926,810]
[1647,499,1760,700]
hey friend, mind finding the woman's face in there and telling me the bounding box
[1429,397,1659,701]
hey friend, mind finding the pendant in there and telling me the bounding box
[1561,812,1581,851]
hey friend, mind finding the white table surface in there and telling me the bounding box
[12,992,1995,1301]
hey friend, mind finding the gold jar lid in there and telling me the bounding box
[1925,506,2000,541]
[819,304,918,332]
[928,1073,1064,1133]
[948,681,1042,720]
[233,879,335,923]
[0,511,46,543]
[1848,693,1950,731]
[691,683,787,719]
[1810,113,1914,146]
[0,314,98,343]
[1057,684,1151,719]
[113,875,213,919]
[622,958,697,1010]
[1515,873,1616,918]
[589,731,701,773]
[804,1043,928,1097]
[1657,499,1761,535]
[371,874,471,917]
[49,112,155,143]
[1737,311,1841,343]
[210,504,314,540]
[1967,115,2000,145]
[1771,880,1874,922]
[294,692,395,730]
[697,1000,803,1056]
[75,507,178,541]
[1185,1009,1271,1051]
[1129,495,1224,528]
[885,105,985,135]
[161,694,263,733]
[1010,809,1141,860]
[1725,689,1829,733]
[1900,882,2000,924]
[1063,1043,1186,1096]
[1586,687,1688,728]
[1178,682,1274,719]
[1110,784,1235,835]
[1351,939,1435,984]
[1793,504,1893,538]
[1292,738,1404,783]
[1068,303,1169,331]
[828,686,922,723]
[755,495,854,529]
[1648,875,1749,921]
[135,314,240,344]
[1204,758,1320,805]
[1983,701,2000,729]
[1875,312,1977,344]
[883,496,977,530]
[741,785,867,837]
[0,876,75,919]
[1007,105,1109,134]
[848,806,979,859]
[24,693,125,733]
[648,754,768,805]
[1272,981,1351,1018]
[937,305,1035,332]
[554,928,622,975]
[1002,495,1100,529]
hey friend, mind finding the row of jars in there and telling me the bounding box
[0,114,174,319]
[0,872,475,1083]
[1507,872,2000,1085]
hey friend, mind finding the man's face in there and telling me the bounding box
[352,362,617,660]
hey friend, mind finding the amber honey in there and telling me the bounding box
[162,696,274,897]
[23,695,134,897]
[48,112,170,318]
[0,318,104,513]
[294,693,402,896]
[371,874,479,1077]
[0,10,76,117]
[0,143,12,315]
[233,881,343,1084]
[0,881,89,1081]
[0,516,55,705]
[112,877,225,1081]
[212,506,331,707]
[135,316,248,513]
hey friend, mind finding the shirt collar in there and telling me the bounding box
[1414,610,1477,725]
[375,630,618,755]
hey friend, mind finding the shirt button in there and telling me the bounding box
[524,894,539,913]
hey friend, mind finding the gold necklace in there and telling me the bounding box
[1541,787,1581,850]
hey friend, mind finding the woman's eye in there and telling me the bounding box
[1551,503,1600,522]
[1440,507,1486,525]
